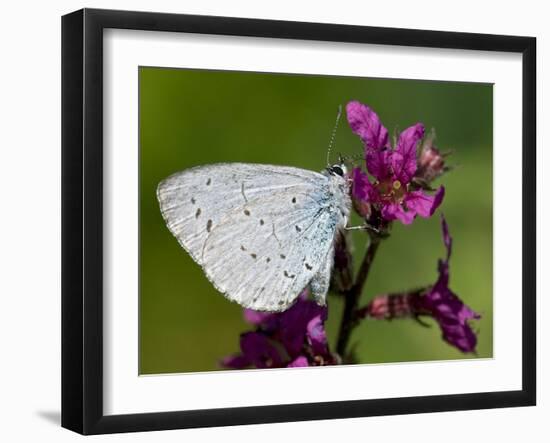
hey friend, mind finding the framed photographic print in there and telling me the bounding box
[61,8,536,435]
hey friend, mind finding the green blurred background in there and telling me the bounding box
[139,67,493,374]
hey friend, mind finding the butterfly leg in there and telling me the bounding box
[345,224,380,234]
[310,244,334,306]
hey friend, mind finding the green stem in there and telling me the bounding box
[336,235,381,358]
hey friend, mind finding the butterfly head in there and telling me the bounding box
[327,163,348,178]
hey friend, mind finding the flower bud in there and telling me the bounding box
[359,293,419,320]
[332,232,354,292]
[416,129,447,183]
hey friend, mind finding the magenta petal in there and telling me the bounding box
[394,208,416,225]
[392,123,424,184]
[352,167,374,203]
[366,147,392,181]
[240,332,282,368]
[279,298,325,357]
[221,353,250,369]
[440,318,478,353]
[306,314,328,355]
[433,295,481,353]
[440,214,452,261]
[346,101,388,150]
[457,303,481,323]
[405,187,445,218]
[243,309,273,326]
[381,202,415,225]
[404,191,434,217]
[432,186,446,213]
[287,356,309,367]
[297,289,309,301]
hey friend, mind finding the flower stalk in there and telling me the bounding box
[336,232,381,358]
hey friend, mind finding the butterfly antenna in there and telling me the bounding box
[326,105,343,166]
[341,152,364,166]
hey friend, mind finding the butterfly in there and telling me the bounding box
[157,162,352,312]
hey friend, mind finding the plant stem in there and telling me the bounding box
[336,235,381,357]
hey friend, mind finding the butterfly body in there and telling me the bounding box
[157,162,351,312]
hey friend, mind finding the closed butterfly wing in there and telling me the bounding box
[202,189,342,311]
[157,163,349,311]
[157,163,322,262]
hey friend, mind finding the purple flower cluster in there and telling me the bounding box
[221,290,338,369]
[360,215,481,353]
[347,101,445,225]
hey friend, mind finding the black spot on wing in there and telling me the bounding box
[283,270,296,279]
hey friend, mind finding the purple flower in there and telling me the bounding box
[346,101,445,225]
[221,332,282,369]
[419,216,481,352]
[359,216,480,353]
[287,356,309,367]
[222,290,337,369]
[277,295,327,358]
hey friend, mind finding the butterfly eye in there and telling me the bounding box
[330,165,344,177]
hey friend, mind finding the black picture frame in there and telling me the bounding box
[61,8,536,435]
